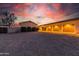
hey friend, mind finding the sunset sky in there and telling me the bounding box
[0,3,79,25]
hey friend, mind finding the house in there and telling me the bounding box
[38,18,79,34]
[19,21,38,32]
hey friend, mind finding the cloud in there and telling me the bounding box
[0,3,79,25]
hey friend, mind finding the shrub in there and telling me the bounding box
[0,27,8,33]
[31,27,38,32]
[21,27,27,32]
[26,27,32,32]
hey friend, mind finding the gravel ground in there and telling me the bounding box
[0,32,79,56]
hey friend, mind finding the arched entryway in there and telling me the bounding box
[53,25,61,32]
[46,26,53,32]
[63,24,75,33]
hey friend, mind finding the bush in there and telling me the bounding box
[31,27,38,32]
[26,27,32,32]
[20,27,38,32]
[0,27,8,33]
[21,27,27,32]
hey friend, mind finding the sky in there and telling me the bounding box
[0,3,79,25]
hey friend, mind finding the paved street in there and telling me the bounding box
[0,32,79,56]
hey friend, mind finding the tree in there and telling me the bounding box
[1,11,17,26]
